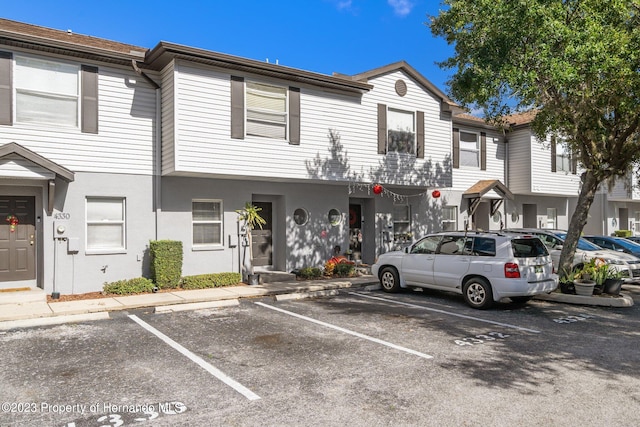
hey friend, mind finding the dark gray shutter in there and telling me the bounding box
[230,76,244,139]
[377,104,387,154]
[81,65,98,134]
[289,87,300,145]
[416,111,424,158]
[551,136,557,172]
[0,51,13,126]
[571,150,578,174]
[480,132,486,170]
[452,128,460,168]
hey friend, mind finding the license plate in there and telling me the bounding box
[534,265,543,273]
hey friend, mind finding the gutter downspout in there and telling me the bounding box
[131,60,161,240]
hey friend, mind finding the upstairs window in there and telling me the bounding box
[387,108,415,154]
[555,140,572,172]
[459,131,479,168]
[14,56,79,127]
[246,82,288,140]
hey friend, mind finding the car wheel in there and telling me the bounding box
[379,267,401,293]
[463,277,493,309]
[510,296,533,304]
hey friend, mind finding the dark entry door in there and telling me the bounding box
[251,201,272,267]
[0,196,36,281]
[349,203,362,261]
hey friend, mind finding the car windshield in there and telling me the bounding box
[614,238,640,251]
[554,233,602,251]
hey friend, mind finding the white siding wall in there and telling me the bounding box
[451,128,505,191]
[167,63,451,188]
[506,128,532,194]
[530,134,581,195]
[161,61,176,176]
[0,52,156,176]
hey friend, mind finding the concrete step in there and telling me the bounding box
[0,288,47,305]
[256,271,298,283]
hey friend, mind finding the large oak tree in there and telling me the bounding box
[430,0,640,277]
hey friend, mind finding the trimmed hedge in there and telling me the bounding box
[103,277,155,295]
[333,262,355,277]
[298,267,322,279]
[150,240,183,289]
[614,230,633,237]
[181,272,242,290]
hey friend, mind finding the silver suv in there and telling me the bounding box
[504,228,640,284]
[371,231,558,309]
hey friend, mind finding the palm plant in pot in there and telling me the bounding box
[603,267,624,296]
[236,202,266,285]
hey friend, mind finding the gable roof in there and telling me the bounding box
[0,142,74,182]
[463,179,514,200]
[345,61,460,112]
[146,42,372,95]
[0,18,147,65]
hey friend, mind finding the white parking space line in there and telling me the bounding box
[349,293,541,334]
[255,302,433,359]
[128,315,260,401]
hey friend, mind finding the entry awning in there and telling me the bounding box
[462,180,514,217]
[0,142,75,215]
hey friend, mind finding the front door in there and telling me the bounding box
[0,196,36,282]
[251,201,272,267]
[348,203,362,261]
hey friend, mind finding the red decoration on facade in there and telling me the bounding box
[431,190,441,198]
[373,184,383,195]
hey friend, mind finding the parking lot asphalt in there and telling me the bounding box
[0,276,634,330]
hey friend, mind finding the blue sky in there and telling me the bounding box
[2,0,455,93]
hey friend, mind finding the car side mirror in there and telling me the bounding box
[555,244,563,250]
[404,247,410,254]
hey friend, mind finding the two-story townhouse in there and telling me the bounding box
[0,19,158,295]
[144,42,459,278]
[503,111,581,230]
[586,170,640,236]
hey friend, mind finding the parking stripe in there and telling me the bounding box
[349,293,541,334]
[128,315,261,401]
[255,302,433,359]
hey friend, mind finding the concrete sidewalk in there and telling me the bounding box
[0,277,380,329]
[0,277,634,330]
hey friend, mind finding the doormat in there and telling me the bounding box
[0,287,31,293]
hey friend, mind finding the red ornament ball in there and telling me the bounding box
[373,184,383,195]
[432,190,441,198]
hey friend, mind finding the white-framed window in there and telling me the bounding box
[459,131,479,168]
[546,208,557,229]
[86,197,126,252]
[634,211,640,233]
[387,108,415,154]
[246,81,288,139]
[555,140,572,172]
[192,200,223,247]
[393,204,411,241]
[442,206,458,231]
[14,55,79,127]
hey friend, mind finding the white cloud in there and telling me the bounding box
[336,0,353,10]
[388,0,414,17]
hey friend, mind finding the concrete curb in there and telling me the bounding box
[154,299,240,313]
[534,291,634,307]
[0,312,110,331]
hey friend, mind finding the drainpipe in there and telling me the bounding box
[131,60,162,240]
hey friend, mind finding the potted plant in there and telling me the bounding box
[236,202,266,285]
[572,259,597,296]
[591,261,610,295]
[603,268,624,296]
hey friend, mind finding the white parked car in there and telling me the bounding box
[371,231,558,309]
[504,229,640,284]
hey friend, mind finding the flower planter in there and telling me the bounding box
[603,278,623,295]
[573,279,595,296]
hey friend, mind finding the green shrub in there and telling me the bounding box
[298,267,322,279]
[103,277,155,295]
[334,262,355,277]
[150,240,183,289]
[614,230,632,237]
[181,272,242,289]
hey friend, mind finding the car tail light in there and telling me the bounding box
[504,262,521,278]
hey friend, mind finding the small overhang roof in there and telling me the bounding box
[463,179,514,200]
[0,142,74,182]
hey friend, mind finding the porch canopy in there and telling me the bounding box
[462,179,514,217]
[0,142,75,215]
